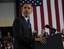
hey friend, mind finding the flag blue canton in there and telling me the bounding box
[18,0,43,6]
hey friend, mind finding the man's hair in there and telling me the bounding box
[22,3,32,7]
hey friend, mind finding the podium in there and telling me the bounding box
[35,33,63,49]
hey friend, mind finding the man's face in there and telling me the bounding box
[22,4,32,17]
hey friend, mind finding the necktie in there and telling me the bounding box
[27,19,31,28]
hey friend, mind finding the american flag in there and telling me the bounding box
[17,0,64,35]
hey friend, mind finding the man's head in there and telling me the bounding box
[22,3,33,18]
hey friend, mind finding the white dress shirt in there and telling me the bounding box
[22,14,29,22]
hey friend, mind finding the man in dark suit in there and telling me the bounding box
[13,3,46,49]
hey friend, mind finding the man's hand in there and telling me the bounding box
[35,37,46,44]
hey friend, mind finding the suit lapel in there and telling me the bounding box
[20,16,32,37]
[20,16,30,29]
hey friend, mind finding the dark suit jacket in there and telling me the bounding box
[13,16,35,49]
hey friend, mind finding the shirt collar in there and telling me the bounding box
[22,14,29,21]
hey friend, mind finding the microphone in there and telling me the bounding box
[45,25,56,32]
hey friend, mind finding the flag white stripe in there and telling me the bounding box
[30,12,34,32]
[58,0,64,31]
[50,0,57,33]
[43,0,49,34]
[36,7,42,35]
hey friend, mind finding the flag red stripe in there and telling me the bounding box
[33,7,38,33]
[18,6,22,16]
[47,0,53,33]
[54,0,60,32]
[62,0,64,23]
[40,6,45,29]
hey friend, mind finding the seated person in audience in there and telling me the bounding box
[32,30,37,38]
[0,31,3,41]
[39,29,45,37]
[61,28,64,48]
[1,39,7,49]
[0,41,3,49]
[6,32,13,43]
[43,32,48,38]
[6,42,12,49]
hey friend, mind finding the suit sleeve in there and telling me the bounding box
[13,18,35,45]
